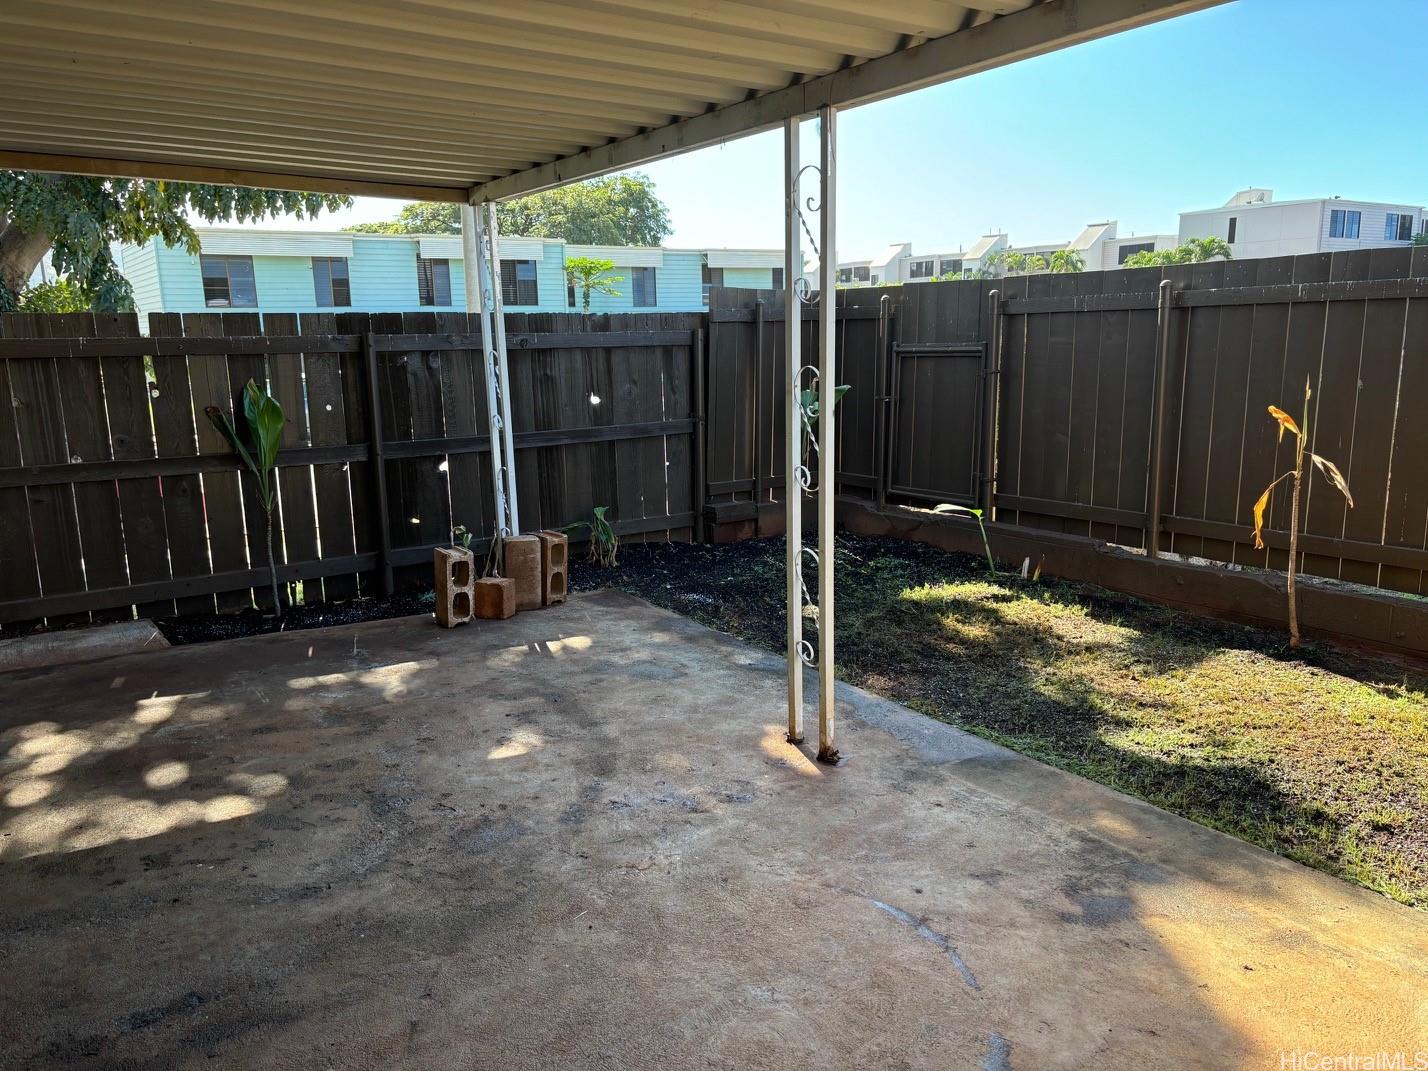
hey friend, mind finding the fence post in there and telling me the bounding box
[752,297,765,528]
[873,292,894,511]
[362,331,394,595]
[979,289,1003,519]
[692,326,707,543]
[1146,278,1174,558]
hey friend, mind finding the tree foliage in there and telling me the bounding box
[0,172,349,312]
[346,201,460,235]
[15,277,89,312]
[347,174,672,247]
[1123,236,1233,268]
[564,256,622,310]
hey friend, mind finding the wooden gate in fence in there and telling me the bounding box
[705,246,1428,598]
[0,310,700,626]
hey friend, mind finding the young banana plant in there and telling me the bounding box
[206,380,286,614]
[1251,376,1353,647]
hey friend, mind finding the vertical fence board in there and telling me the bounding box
[183,313,254,611]
[1197,260,1255,565]
[1381,258,1428,595]
[1064,270,1105,539]
[147,312,213,615]
[0,317,41,618]
[96,312,173,618]
[1232,259,1293,571]
[262,313,319,604]
[7,313,90,624]
[299,312,360,602]
[435,311,490,552]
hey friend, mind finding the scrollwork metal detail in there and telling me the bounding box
[796,545,820,666]
[792,163,823,306]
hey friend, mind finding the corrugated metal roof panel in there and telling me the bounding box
[0,1,1223,201]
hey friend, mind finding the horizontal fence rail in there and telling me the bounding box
[0,310,699,626]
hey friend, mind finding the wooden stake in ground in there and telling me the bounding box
[1251,376,1355,647]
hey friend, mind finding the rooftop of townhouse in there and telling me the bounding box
[1180,191,1425,217]
[152,228,783,264]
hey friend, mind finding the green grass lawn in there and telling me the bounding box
[577,534,1428,909]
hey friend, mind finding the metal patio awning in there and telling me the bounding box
[0,0,1221,203]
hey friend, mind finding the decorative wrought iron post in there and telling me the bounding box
[783,115,805,746]
[464,203,517,539]
[815,104,839,764]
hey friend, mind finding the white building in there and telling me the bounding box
[822,221,1177,286]
[1177,189,1426,259]
[809,188,1427,291]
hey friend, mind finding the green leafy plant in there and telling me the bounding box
[564,256,623,310]
[563,505,619,567]
[206,380,286,614]
[1123,236,1234,268]
[798,384,851,425]
[934,503,996,575]
[452,524,474,550]
[1250,377,1354,648]
[1048,249,1086,274]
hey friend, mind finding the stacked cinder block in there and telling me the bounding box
[433,547,475,628]
[536,531,568,606]
[503,534,544,611]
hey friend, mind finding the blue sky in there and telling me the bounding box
[294,0,1428,261]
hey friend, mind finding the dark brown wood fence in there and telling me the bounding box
[0,310,700,627]
[705,246,1428,598]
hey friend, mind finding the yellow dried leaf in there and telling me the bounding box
[1252,485,1272,550]
[1267,405,1301,442]
[1309,453,1354,508]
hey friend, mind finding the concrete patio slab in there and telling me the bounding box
[1,591,1424,1069]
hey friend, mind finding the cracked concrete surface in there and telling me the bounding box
[1,590,1425,1069]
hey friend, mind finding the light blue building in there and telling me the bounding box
[118,228,783,321]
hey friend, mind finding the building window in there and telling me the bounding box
[568,281,577,307]
[702,263,724,303]
[500,259,539,305]
[870,274,880,284]
[312,257,350,307]
[1329,208,1361,239]
[908,259,935,279]
[1227,216,1237,243]
[200,255,257,308]
[837,267,852,284]
[630,266,657,307]
[771,267,784,290]
[1386,212,1414,241]
[417,257,451,306]
[1118,242,1156,264]
[939,258,962,275]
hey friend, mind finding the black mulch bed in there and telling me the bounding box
[155,589,436,645]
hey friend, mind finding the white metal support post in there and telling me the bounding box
[483,203,521,536]
[816,105,839,764]
[463,203,518,538]
[783,116,804,745]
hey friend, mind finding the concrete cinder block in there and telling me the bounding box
[473,576,516,620]
[536,530,568,607]
[503,535,543,612]
[434,546,475,628]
